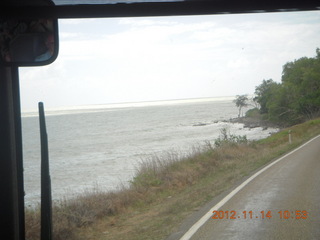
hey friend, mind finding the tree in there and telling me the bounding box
[233,95,248,118]
[254,48,320,126]
[254,79,279,114]
[281,52,320,120]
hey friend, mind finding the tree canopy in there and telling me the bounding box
[254,48,320,126]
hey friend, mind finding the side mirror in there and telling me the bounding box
[0,18,58,66]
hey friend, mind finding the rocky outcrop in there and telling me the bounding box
[229,117,280,129]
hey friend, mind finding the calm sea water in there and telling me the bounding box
[22,98,277,205]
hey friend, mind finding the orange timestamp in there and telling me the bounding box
[212,210,308,220]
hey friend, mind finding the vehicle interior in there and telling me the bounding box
[0,0,319,239]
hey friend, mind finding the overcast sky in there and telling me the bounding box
[19,10,320,111]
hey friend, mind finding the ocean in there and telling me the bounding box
[22,97,277,206]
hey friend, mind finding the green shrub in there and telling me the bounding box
[214,128,248,147]
[245,108,260,118]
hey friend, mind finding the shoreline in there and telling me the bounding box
[228,116,280,130]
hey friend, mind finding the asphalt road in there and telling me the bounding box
[176,135,320,240]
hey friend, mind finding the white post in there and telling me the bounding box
[288,130,292,144]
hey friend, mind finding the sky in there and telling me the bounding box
[19,10,320,111]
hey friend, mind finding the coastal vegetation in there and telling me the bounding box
[253,48,320,126]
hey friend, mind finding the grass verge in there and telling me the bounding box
[25,118,320,240]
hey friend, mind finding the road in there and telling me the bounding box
[174,135,320,240]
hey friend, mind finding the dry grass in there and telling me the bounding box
[25,118,320,240]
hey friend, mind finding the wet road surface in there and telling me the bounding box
[179,136,320,240]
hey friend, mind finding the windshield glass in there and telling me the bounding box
[20,10,320,205]
[19,17,320,240]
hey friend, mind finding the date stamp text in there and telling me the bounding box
[212,210,308,220]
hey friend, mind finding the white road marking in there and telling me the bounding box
[179,135,320,240]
